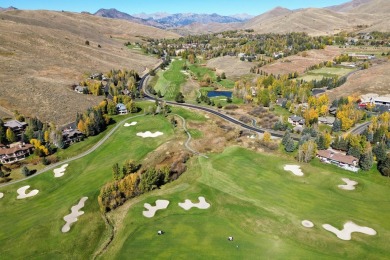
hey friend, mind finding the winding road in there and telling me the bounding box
[140,74,299,140]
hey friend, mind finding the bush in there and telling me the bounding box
[21,166,30,177]
[85,40,90,45]
[41,157,50,165]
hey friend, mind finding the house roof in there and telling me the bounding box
[116,103,126,109]
[4,120,27,129]
[289,115,304,122]
[318,116,335,124]
[0,143,33,156]
[317,150,358,165]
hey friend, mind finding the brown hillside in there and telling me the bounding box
[327,0,372,12]
[245,8,370,36]
[348,0,390,14]
[327,60,390,100]
[0,10,178,125]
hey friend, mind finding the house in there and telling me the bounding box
[288,115,305,126]
[374,96,390,107]
[4,120,28,137]
[329,107,337,116]
[0,142,34,164]
[74,85,87,94]
[317,150,359,172]
[276,98,287,107]
[62,128,84,146]
[348,53,375,60]
[116,103,128,115]
[318,116,335,126]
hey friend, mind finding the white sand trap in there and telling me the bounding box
[136,131,163,138]
[0,192,3,199]
[302,220,314,228]
[17,185,39,199]
[53,164,69,178]
[284,165,304,176]
[62,197,88,233]
[178,196,211,210]
[143,200,170,218]
[338,178,358,190]
[124,122,137,127]
[322,221,376,240]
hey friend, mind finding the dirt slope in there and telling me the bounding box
[0,10,178,125]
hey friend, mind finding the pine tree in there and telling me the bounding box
[359,151,373,171]
[282,131,291,146]
[112,163,121,181]
[284,138,296,152]
[373,143,387,162]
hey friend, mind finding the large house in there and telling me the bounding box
[317,149,359,172]
[4,120,28,137]
[62,128,84,146]
[288,115,305,126]
[116,103,128,115]
[0,142,34,164]
[359,94,390,108]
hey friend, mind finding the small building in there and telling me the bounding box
[0,142,34,164]
[116,103,128,115]
[276,98,287,107]
[288,115,305,126]
[329,107,337,116]
[318,116,335,126]
[317,150,359,172]
[74,85,87,94]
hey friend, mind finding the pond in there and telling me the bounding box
[207,91,233,98]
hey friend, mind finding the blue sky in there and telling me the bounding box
[2,0,350,15]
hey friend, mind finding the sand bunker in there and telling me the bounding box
[124,122,137,127]
[301,220,314,228]
[178,196,211,210]
[143,200,170,218]
[0,192,3,199]
[136,131,163,138]
[338,178,358,190]
[322,221,376,240]
[62,197,88,233]
[284,165,304,176]
[17,185,39,199]
[54,164,69,178]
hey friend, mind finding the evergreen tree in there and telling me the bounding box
[21,166,30,177]
[378,154,390,177]
[316,135,326,150]
[347,146,361,159]
[284,138,296,152]
[359,151,373,171]
[282,131,290,146]
[373,142,387,162]
[332,118,342,132]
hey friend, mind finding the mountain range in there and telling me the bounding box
[90,0,389,35]
[93,8,247,29]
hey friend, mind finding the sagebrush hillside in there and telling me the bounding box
[0,10,178,125]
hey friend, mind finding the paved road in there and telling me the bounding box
[0,115,144,188]
[140,74,299,140]
[348,121,371,135]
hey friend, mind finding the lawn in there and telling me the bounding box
[103,146,390,259]
[189,64,216,81]
[299,67,357,82]
[0,115,174,259]
[154,60,187,100]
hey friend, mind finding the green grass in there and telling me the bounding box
[187,129,203,139]
[154,60,187,100]
[272,105,292,118]
[0,115,174,259]
[217,79,235,89]
[104,146,390,259]
[171,107,206,122]
[189,64,216,81]
[299,67,357,82]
